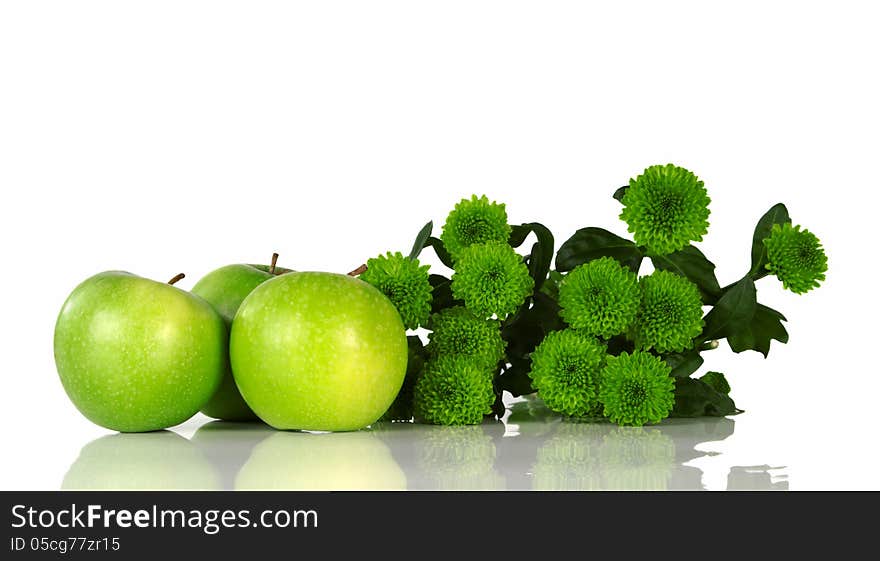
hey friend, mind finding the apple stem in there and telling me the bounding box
[347,264,367,276]
[167,273,186,285]
[269,252,280,275]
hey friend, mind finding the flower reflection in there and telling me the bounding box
[526,414,772,491]
[532,423,605,490]
[531,423,675,490]
[412,425,505,490]
[599,427,676,490]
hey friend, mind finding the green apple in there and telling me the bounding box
[235,431,406,490]
[62,431,219,490]
[53,271,227,432]
[230,271,407,431]
[191,260,292,421]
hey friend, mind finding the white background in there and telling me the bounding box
[1,1,877,489]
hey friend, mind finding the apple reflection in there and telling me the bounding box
[62,431,219,490]
[190,421,274,490]
[235,430,406,490]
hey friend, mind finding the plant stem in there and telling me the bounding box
[348,264,367,276]
[269,252,279,275]
[700,340,720,351]
[167,273,185,285]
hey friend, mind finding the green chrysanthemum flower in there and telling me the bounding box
[451,242,534,319]
[441,195,511,260]
[620,164,711,255]
[413,355,495,426]
[426,306,506,369]
[558,257,640,338]
[631,270,704,353]
[381,337,426,422]
[763,223,828,294]
[600,351,675,427]
[360,252,432,329]
[528,329,607,417]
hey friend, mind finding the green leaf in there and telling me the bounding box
[491,391,506,419]
[531,291,564,332]
[671,377,741,418]
[605,334,635,357]
[508,224,531,248]
[503,318,545,363]
[428,274,460,314]
[612,185,628,202]
[539,270,563,300]
[651,245,722,304]
[749,203,790,278]
[699,371,731,395]
[727,304,789,358]
[497,358,536,397]
[425,237,455,268]
[408,221,433,260]
[701,277,757,341]
[515,222,554,291]
[502,292,563,361]
[556,227,643,273]
[664,350,705,378]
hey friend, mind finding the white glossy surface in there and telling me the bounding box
[51,399,790,491]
